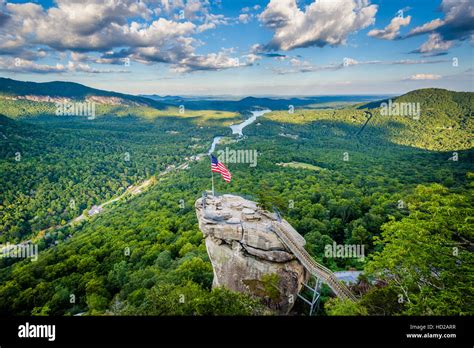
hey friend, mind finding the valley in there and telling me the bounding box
[0,79,472,317]
[0,0,472,345]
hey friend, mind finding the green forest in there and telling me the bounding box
[0,86,472,316]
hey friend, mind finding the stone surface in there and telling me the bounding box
[242,244,295,263]
[195,194,308,314]
[208,222,243,242]
[241,222,285,250]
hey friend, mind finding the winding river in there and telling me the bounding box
[28,108,271,247]
[208,109,271,154]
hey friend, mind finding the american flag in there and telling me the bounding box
[211,154,231,182]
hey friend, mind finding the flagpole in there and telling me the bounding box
[210,154,215,196]
[211,170,215,196]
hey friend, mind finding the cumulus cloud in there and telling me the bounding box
[406,18,444,37]
[238,3,260,23]
[0,11,9,27]
[0,0,240,74]
[172,51,242,73]
[0,57,66,73]
[0,55,129,74]
[368,14,411,40]
[258,0,377,51]
[407,0,473,54]
[241,5,260,13]
[243,53,261,65]
[182,0,209,20]
[66,61,129,74]
[411,33,454,55]
[195,13,230,33]
[438,0,474,41]
[238,13,251,24]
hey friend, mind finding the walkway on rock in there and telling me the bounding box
[270,221,357,302]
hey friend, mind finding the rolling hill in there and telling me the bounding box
[0,77,167,109]
[360,88,473,119]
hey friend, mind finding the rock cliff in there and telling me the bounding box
[195,194,309,314]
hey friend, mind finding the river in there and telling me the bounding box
[208,109,271,155]
[30,108,271,246]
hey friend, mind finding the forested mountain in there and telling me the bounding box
[0,77,167,109]
[0,80,472,317]
[142,94,385,111]
[0,77,382,115]
[267,88,473,151]
[364,88,473,150]
[360,88,473,115]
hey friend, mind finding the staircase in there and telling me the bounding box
[270,221,357,302]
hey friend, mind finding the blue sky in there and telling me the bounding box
[0,0,472,95]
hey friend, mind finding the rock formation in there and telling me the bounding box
[195,194,309,314]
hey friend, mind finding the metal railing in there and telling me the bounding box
[270,221,357,302]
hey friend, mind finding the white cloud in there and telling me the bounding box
[0,55,129,74]
[273,56,447,75]
[172,51,243,73]
[368,14,411,40]
[406,18,444,37]
[405,73,442,80]
[414,33,454,55]
[66,61,128,73]
[289,58,303,66]
[0,0,241,73]
[241,5,260,13]
[160,0,185,14]
[238,14,251,24]
[197,22,216,32]
[243,53,261,65]
[200,13,229,31]
[0,57,66,73]
[391,58,450,65]
[441,0,473,40]
[342,57,359,67]
[407,0,473,54]
[258,0,377,51]
[183,0,209,20]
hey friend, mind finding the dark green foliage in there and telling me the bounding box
[0,87,472,316]
[0,114,221,242]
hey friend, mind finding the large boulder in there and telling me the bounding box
[195,194,309,314]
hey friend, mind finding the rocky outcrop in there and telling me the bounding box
[195,194,309,314]
[86,95,144,106]
[1,95,144,106]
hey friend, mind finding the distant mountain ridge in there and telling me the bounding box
[0,77,167,109]
[0,77,389,112]
[1,77,472,121]
[142,94,385,111]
